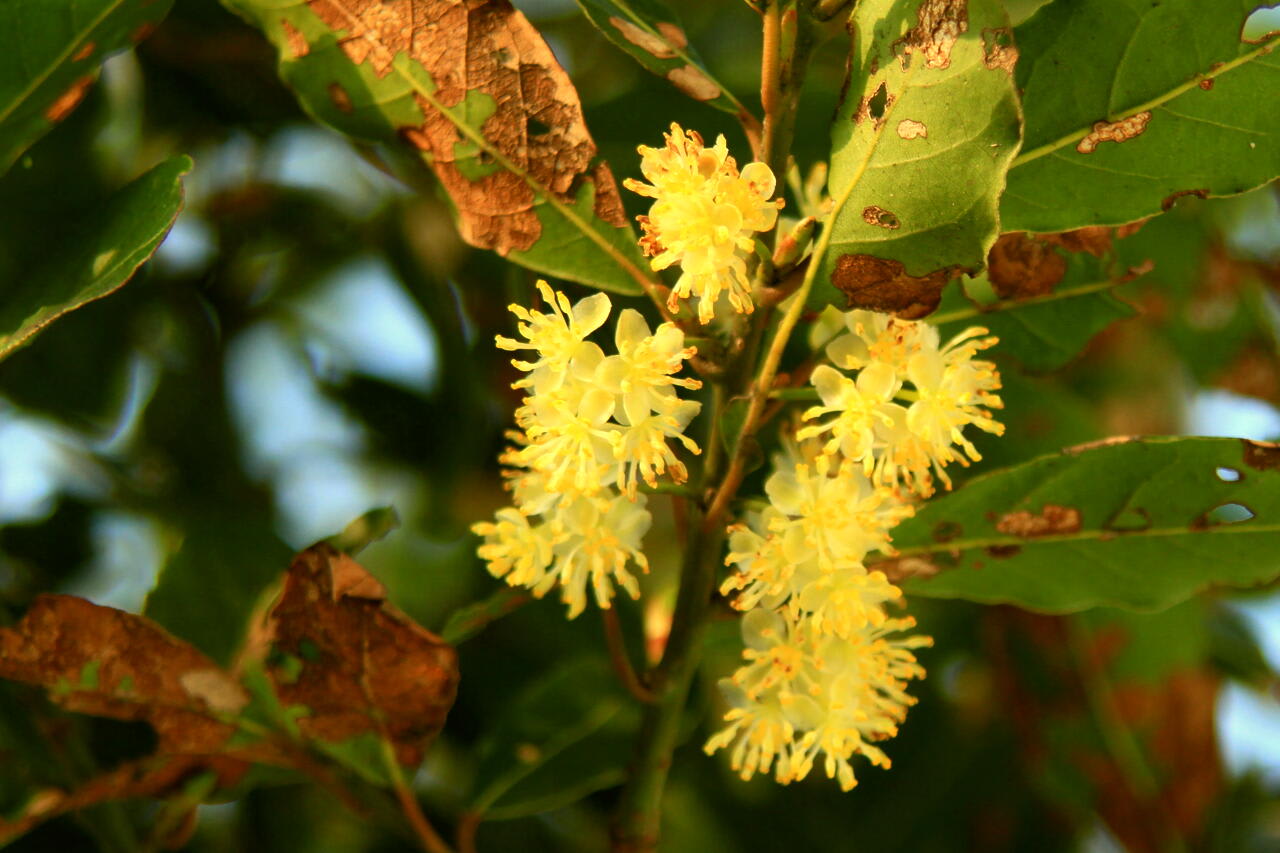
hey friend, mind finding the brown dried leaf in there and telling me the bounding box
[247,544,459,767]
[829,254,961,318]
[304,0,625,255]
[0,595,245,755]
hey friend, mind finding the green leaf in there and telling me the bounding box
[219,0,649,296]
[0,0,174,175]
[0,154,190,362]
[890,436,1280,611]
[324,506,399,555]
[467,656,640,820]
[1003,0,1280,232]
[441,588,528,645]
[813,0,1021,314]
[931,246,1137,372]
[574,0,750,118]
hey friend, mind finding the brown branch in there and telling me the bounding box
[603,608,657,704]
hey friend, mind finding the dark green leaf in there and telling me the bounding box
[891,437,1280,611]
[219,0,649,295]
[1003,0,1280,232]
[0,0,174,175]
[0,154,190,362]
[441,588,529,645]
[814,0,1021,314]
[467,656,640,820]
[574,0,750,118]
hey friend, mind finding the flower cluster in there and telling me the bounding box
[472,281,703,617]
[707,309,1002,790]
[800,310,1005,497]
[706,445,930,790]
[624,123,782,324]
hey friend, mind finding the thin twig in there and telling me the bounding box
[378,736,456,853]
[603,608,657,704]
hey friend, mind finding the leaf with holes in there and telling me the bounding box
[219,0,648,295]
[574,0,751,120]
[466,656,639,820]
[0,0,174,175]
[1003,0,1280,233]
[0,155,190,363]
[880,437,1280,611]
[813,0,1021,317]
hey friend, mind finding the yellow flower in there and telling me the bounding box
[497,280,611,393]
[801,311,1004,497]
[624,123,782,324]
[704,607,931,791]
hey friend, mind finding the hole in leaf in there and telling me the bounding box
[527,116,552,137]
[1206,503,1255,525]
[1242,5,1280,42]
[868,83,889,121]
[1216,466,1243,482]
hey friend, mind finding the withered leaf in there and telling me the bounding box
[986,232,1067,300]
[245,544,459,767]
[0,595,247,756]
[304,0,626,255]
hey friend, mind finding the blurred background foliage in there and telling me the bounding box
[1,0,1278,850]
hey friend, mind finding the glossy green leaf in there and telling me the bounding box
[813,0,1021,312]
[0,0,174,175]
[467,656,640,820]
[1003,0,1280,232]
[574,0,750,118]
[441,588,528,645]
[892,437,1280,611]
[220,0,649,295]
[0,154,190,362]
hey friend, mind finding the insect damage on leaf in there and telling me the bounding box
[986,232,1067,299]
[1242,439,1280,471]
[994,504,1083,537]
[280,19,309,58]
[43,75,95,122]
[667,64,721,101]
[893,0,969,71]
[981,27,1017,73]
[830,254,961,318]
[1076,111,1152,154]
[609,16,677,58]
[243,543,459,767]
[862,205,900,229]
[304,0,626,254]
[896,118,928,139]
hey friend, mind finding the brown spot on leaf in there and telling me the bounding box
[862,205,900,229]
[590,160,627,225]
[853,82,894,127]
[328,82,353,114]
[609,16,676,58]
[243,544,459,767]
[281,19,309,58]
[986,544,1022,558]
[1062,435,1139,455]
[897,118,927,139]
[667,64,721,101]
[995,504,1082,538]
[932,521,963,543]
[1242,439,1280,471]
[656,22,688,49]
[981,27,1018,73]
[1198,78,1214,90]
[1161,188,1209,211]
[305,0,624,253]
[830,254,960,319]
[72,42,96,62]
[1040,226,1114,257]
[130,22,157,43]
[43,76,94,122]
[894,0,968,70]
[987,232,1066,299]
[1076,111,1152,154]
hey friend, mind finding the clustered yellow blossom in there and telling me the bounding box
[624,123,783,324]
[706,308,1004,791]
[472,281,702,618]
[800,309,1005,497]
